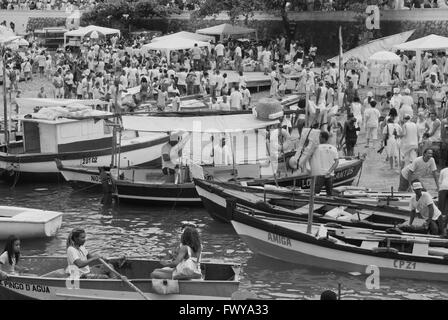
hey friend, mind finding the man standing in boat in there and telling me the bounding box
[161,133,191,181]
[309,131,339,196]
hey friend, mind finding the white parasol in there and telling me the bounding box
[368,51,401,64]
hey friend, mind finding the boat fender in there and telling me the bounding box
[324,222,344,229]
[372,247,399,254]
[385,228,403,235]
[255,201,272,211]
[152,279,180,295]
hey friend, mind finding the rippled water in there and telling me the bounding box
[1,178,448,300]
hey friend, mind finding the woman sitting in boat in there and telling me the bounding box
[66,228,118,279]
[151,225,202,280]
[0,235,27,278]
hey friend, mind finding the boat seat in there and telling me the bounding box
[360,240,380,249]
[40,268,69,278]
[428,247,448,257]
[412,239,430,256]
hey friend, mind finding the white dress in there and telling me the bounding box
[383,122,402,158]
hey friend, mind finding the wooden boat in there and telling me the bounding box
[331,186,429,209]
[111,158,362,205]
[0,106,168,184]
[193,179,431,234]
[230,205,448,282]
[0,206,63,239]
[0,256,240,300]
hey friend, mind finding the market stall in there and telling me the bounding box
[141,37,210,64]
[152,31,214,43]
[64,25,121,47]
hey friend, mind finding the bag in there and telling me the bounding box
[172,246,202,280]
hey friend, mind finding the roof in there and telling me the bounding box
[393,34,448,51]
[122,114,279,133]
[196,23,256,36]
[64,25,121,38]
[152,31,214,43]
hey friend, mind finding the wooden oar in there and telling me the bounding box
[98,258,150,300]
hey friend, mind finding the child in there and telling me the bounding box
[172,92,181,111]
[37,86,47,98]
[0,235,26,276]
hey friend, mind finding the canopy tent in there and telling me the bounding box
[64,25,120,46]
[393,34,448,81]
[328,30,414,65]
[122,114,279,133]
[152,31,214,43]
[0,25,21,45]
[142,37,210,64]
[196,23,257,41]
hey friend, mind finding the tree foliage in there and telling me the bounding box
[81,0,180,32]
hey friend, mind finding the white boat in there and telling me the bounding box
[0,256,240,300]
[231,205,448,282]
[0,206,63,239]
[0,104,168,184]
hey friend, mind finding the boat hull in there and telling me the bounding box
[0,136,168,184]
[113,159,363,206]
[0,256,240,300]
[231,217,448,282]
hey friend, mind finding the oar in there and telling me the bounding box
[98,258,150,300]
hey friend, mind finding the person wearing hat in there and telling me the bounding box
[404,181,445,236]
[400,114,418,167]
[161,133,190,179]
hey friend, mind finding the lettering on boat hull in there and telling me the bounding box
[267,233,292,247]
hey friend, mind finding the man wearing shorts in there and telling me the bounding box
[363,100,381,149]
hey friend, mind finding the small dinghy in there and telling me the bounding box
[0,206,63,239]
[0,256,240,300]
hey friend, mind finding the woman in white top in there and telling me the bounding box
[0,235,27,278]
[382,117,402,169]
[151,226,202,280]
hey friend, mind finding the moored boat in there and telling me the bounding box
[193,179,429,233]
[230,206,448,282]
[0,256,240,300]
[0,105,168,184]
[0,206,63,239]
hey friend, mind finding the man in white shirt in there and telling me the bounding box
[363,100,381,149]
[400,114,419,167]
[405,181,444,235]
[229,86,243,110]
[215,41,225,70]
[309,131,339,196]
[241,84,251,110]
[398,148,439,191]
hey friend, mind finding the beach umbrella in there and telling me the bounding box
[368,51,401,64]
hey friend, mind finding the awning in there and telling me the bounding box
[16,98,106,109]
[122,114,279,133]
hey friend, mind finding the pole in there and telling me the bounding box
[307,175,316,234]
[3,52,8,152]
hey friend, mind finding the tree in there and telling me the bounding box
[194,0,302,41]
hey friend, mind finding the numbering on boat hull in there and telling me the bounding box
[393,260,416,270]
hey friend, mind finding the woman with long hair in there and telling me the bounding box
[66,228,116,279]
[0,235,26,277]
[417,96,427,114]
[151,226,202,280]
